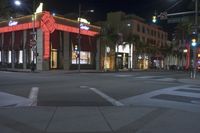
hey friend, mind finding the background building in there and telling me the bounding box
[98,11,168,71]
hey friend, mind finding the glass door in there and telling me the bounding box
[50,49,58,69]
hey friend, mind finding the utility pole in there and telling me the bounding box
[78,3,81,72]
[192,0,198,79]
[31,0,37,72]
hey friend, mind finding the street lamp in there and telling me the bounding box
[14,0,38,72]
[191,0,198,79]
[77,3,94,72]
[14,0,21,6]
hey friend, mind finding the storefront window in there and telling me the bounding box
[72,51,91,64]
[19,50,23,63]
[8,51,11,63]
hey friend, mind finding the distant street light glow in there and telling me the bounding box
[14,0,21,6]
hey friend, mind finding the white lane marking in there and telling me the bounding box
[136,76,162,79]
[29,87,39,106]
[115,75,132,77]
[155,78,176,82]
[80,86,88,88]
[89,87,124,106]
[120,85,200,112]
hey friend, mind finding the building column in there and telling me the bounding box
[23,30,27,69]
[63,32,70,70]
[0,34,3,66]
[11,32,15,69]
[36,29,44,71]
[96,38,100,71]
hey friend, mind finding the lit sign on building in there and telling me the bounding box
[8,20,18,26]
[80,23,90,30]
[77,18,90,24]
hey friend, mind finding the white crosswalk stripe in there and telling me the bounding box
[120,85,200,112]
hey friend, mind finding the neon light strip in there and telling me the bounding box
[43,31,50,59]
[55,24,99,36]
[0,21,40,33]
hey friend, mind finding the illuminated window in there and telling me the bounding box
[72,51,91,64]
[8,51,11,63]
[31,50,36,63]
[19,50,23,63]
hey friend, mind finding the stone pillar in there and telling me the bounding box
[63,32,70,70]
[0,34,3,65]
[11,32,15,69]
[36,29,44,71]
[96,38,100,71]
[23,30,27,69]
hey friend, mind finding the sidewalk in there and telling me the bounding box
[0,106,200,133]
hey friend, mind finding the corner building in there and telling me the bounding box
[0,11,100,71]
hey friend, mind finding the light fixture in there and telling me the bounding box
[14,0,21,6]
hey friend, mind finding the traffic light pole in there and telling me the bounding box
[154,0,199,79]
[192,0,198,79]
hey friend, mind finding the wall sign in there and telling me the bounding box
[8,20,18,26]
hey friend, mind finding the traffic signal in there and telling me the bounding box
[191,38,197,47]
[152,15,157,23]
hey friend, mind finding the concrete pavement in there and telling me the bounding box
[0,106,200,133]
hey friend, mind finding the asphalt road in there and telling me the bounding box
[1,70,200,133]
[0,70,197,107]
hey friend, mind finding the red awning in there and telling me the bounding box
[14,30,23,50]
[51,30,60,49]
[70,33,96,52]
[3,32,12,50]
[25,29,32,49]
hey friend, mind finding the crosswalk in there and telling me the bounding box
[120,85,200,112]
[114,74,177,82]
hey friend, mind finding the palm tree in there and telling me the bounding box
[99,23,121,71]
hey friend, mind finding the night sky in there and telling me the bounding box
[43,0,193,22]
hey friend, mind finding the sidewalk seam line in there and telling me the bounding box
[98,107,115,133]
[44,107,57,132]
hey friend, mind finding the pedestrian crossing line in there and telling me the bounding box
[120,85,200,112]
[89,87,124,107]
[136,76,162,79]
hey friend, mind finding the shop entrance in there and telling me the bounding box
[117,53,128,69]
[50,49,58,69]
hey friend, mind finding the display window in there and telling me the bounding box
[72,51,91,64]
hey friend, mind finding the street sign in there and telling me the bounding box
[158,12,168,20]
[30,31,37,35]
[30,39,37,47]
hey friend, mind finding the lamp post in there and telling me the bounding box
[77,4,94,72]
[14,0,37,72]
[78,3,81,72]
[31,0,36,72]
[192,0,198,79]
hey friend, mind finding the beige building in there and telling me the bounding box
[100,11,168,70]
